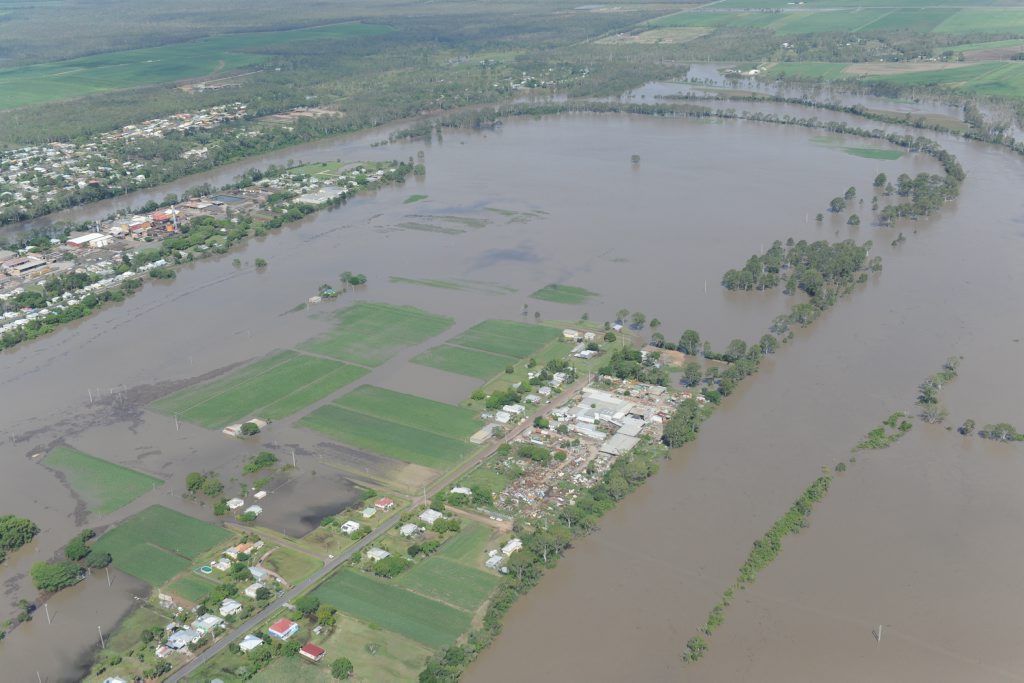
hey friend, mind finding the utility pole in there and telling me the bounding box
[98,625,106,649]
[105,566,111,587]
[876,624,882,643]
[44,603,50,624]
[174,414,179,431]
[88,388,93,403]
[292,449,296,468]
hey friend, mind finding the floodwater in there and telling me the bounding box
[0,103,1021,681]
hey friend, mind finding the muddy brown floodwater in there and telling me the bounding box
[1,104,1021,681]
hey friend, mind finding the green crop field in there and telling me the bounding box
[45,446,162,515]
[934,9,1024,34]
[395,557,499,612]
[313,569,472,649]
[844,147,904,160]
[766,62,852,80]
[300,302,453,367]
[436,521,494,565]
[261,546,322,584]
[91,505,232,586]
[447,320,560,359]
[856,9,958,33]
[298,404,473,469]
[0,22,391,110]
[949,38,1024,53]
[149,350,366,428]
[166,574,219,603]
[650,11,782,29]
[529,283,598,305]
[869,61,1024,97]
[773,9,892,34]
[411,344,516,380]
[336,385,482,437]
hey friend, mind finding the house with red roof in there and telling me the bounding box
[374,497,395,511]
[268,618,299,640]
[299,642,326,662]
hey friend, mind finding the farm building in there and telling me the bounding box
[268,618,300,640]
[419,509,443,525]
[192,614,224,634]
[361,507,377,519]
[243,505,263,517]
[299,643,326,662]
[249,566,270,581]
[340,520,361,535]
[166,628,201,650]
[244,582,264,599]
[399,523,421,538]
[450,486,472,496]
[502,538,523,556]
[599,433,640,457]
[226,498,245,510]
[239,634,264,652]
[366,547,391,562]
[470,423,498,444]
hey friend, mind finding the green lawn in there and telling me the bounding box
[261,546,322,584]
[298,404,473,470]
[0,22,391,110]
[529,283,598,305]
[91,505,232,586]
[447,320,559,359]
[45,446,162,515]
[336,385,482,437]
[395,557,499,612]
[300,302,453,367]
[148,350,367,428]
[166,574,219,603]
[312,570,471,649]
[411,344,517,380]
[436,522,494,566]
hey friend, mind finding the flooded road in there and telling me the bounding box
[1,104,1021,680]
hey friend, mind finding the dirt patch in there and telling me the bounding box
[642,345,687,367]
[844,61,979,76]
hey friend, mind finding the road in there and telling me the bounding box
[169,375,588,681]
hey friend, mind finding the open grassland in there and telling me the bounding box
[149,350,366,428]
[935,8,1024,34]
[412,344,516,380]
[772,9,893,34]
[395,557,499,612]
[45,446,162,515]
[299,404,473,470]
[447,319,560,359]
[529,283,598,305]
[300,302,453,367]
[950,38,1024,53]
[336,385,481,437]
[261,546,322,584]
[166,574,219,603]
[0,22,391,110]
[313,569,471,649]
[252,616,432,683]
[436,521,494,565]
[91,505,232,586]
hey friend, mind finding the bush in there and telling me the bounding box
[240,422,260,436]
[31,561,81,592]
[332,657,354,679]
[371,555,411,578]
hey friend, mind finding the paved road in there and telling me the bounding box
[169,376,587,681]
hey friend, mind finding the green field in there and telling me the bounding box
[298,404,473,469]
[396,557,499,612]
[149,350,366,428]
[436,521,494,565]
[166,574,219,603]
[299,303,453,367]
[45,446,162,515]
[91,505,232,586]
[949,38,1024,53]
[0,22,391,110]
[411,344,516,380]
[336,385,482,437]
[935,8,1024,34]
[529,283,598,305]
[313,570,472,649]
[844,147,904,160]
[773,9,892,34]
[765,62,853,80]
[261,546,322,584]
[446,320,560,359]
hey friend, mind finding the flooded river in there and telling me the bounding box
[1,100,1022,681]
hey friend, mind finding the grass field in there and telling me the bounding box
[251,616,432,683]
[336,386,482,438]
[765,62,853,80]
[0,22,391,110]
[436,521,494,565]
[149,350,366,428]
[261,546,322,584]
[935,8,1024,34]
[949,38,1024,53]
[313,570,471,649]
[446,320,560,359]
[411,344,516,380]
[529,283,598,305]
[166,574,219,603]
[300,302,453,367]
[45,446,162,515]
[395,557,499,612]
[298,404,474,470]
[844,147,903,160]
[91,505,232,586]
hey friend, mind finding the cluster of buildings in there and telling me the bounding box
[0,104,248,223]
[491,379,678,519]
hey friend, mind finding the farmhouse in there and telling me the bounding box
[340,520,361,535]
[212,557,232,572]
[166,628,200,650]
[239,634,264,652]
[219,598,243,617]
[361,507,377,519]
[244,582,264,599]
[226,498,245,510]
[243,504,263,517]
[399,523,422,538]
[450,486,472,496]
[192,614,224,634]
[374,497,395,511]
[366,547,391,562]
[419,509,443,525]
[502,538,523,556]
[299,642,326,662]
[268,618,300,640]
[249,566,270,581]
